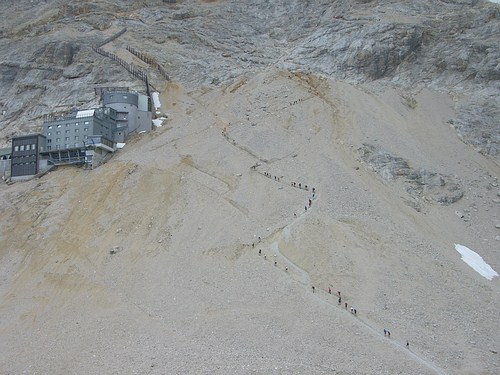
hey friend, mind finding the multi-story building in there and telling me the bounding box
[102,91,152,142]
[6,89,153,178]
[10,134,46,178]
[43,107,118,151]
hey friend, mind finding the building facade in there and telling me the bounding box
[102,91,152,142]
[43,107,118,151]
[11,134,46,178]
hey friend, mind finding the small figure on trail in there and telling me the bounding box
[264,255,267,260]
[312,286,315,293]
[350,307,354,314]
[345,302,348,309]
[285,267,288,272]
[305,185,308,190]
[338,297,341,304]
[387,331,391,338]
[259,249,262,256]
[354,309,357,315]
[406,341,409,349]
[252,243,255,248]
[299,183,302,189]
[384,329,387,336]
[312,187,315,193]
[328,287,331,294]
[308,199,312,207]
[337,291,341,297]
[305,206,308,211]
[274,261,277,266]
[294,213,297,218]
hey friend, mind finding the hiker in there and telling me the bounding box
[384,329,387,336]
[350,307,354,314]
[252,243,254,248]
[312,187,315,193]
[294,213,297,218]
[312,286,315,293]
[338,291,341,297]
[308,199,312,207]
[354,309,357,315]
[305,206,307,211]
[345,302,348,309]
[285,267,288,272]
[274,261,277,266]
[259,249,262,256]
[328,287,331,294]
[299,183,301,188]
[406,341,409,348]
[338,297,341,304]
[387,331,390,338]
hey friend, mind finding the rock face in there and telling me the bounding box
[361,144,464,208]
[0,0,499,156]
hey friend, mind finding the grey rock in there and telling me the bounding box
[361,144,464,206]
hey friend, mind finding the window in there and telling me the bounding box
[20,145,24,151]
[84,128,88,131]
[31,144,36,150]
[47,139,51,143]
[65,137,69,141]
[75,129,79,133]
[56,138,60,142]
[56,145,60,150]
[65,144,69,149]
[47,146,51,150]
[75,122,79,126]
[48,126,52,129]
[84,135,88,140]
[74,136,79,140]
[123,95,127,99]
[66,124,70,127]
[56,131,61,135]
[84,121,89,125]
[47,132,51,136]
[14,146,19,152]
[65,130,70,134]
[57,124,61,128]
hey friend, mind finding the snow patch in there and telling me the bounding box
[454,244,498,280]
[152,92,161,110]
[152,119,163,127]
[116,143,126,149]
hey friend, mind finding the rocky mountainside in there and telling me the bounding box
[0,1,499,375]
[0,0,499,156]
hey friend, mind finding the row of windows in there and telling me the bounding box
[47,121,89,130]
[47,128,89,136]
[14,144,36,152]
[48,136,81,143]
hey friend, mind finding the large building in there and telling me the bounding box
[5,89,153,179]
[43,107,118,151]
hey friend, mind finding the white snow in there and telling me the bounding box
[116,143,126,149]
[152,92,161,110]
[152,119,163,127]
[454,244,498,280]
